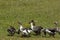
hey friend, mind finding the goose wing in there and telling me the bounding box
[33,26,42,31]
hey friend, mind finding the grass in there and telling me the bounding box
[0,0,60,40]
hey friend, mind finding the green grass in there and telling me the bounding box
[0,0,60,40]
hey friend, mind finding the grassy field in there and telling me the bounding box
[0,0,60,40]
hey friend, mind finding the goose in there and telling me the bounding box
[29,20,43,35]
[18,22,32,37]
[42,22,58,37]
[42,27,56,37]
[7,26,16,36]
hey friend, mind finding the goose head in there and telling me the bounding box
[29,20,35,25]
[54,21,58,27]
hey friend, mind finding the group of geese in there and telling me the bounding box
[7,20,60,37]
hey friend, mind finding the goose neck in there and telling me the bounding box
[31,23,34,29]
[19,25,23,31]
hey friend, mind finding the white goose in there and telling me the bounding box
[18,22,32,37]
[42,27,57,37]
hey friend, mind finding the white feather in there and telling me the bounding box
[30,23,34,30]
[22,30,28,35]
[46,29,51,33]
[28,30,32,33]
[20,25,23,32]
